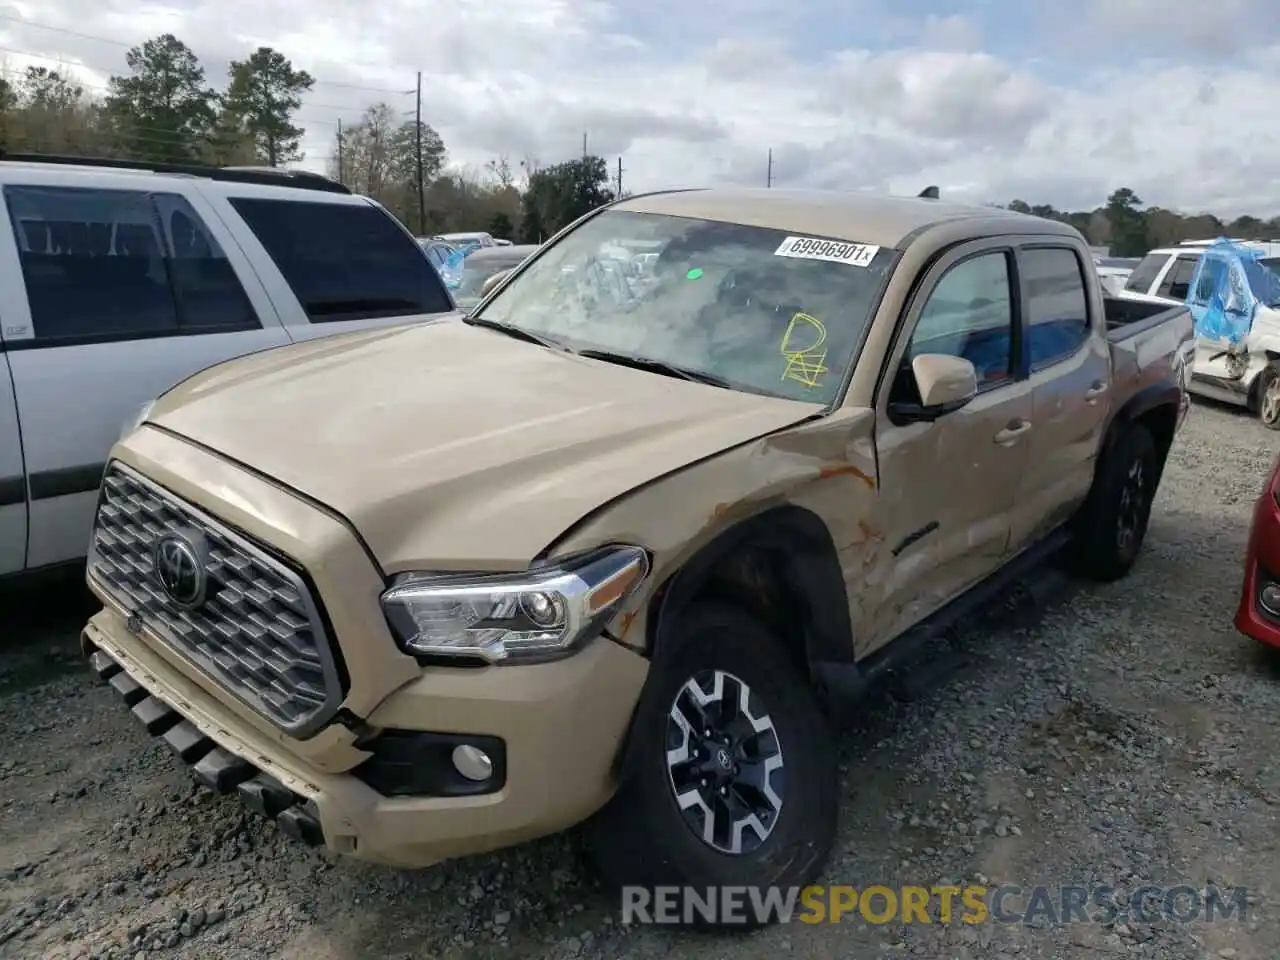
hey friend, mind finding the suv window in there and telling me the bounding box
[906,251,1014,389]
[1022,247,1090,370]
[1156,254,1198,301]
[6,186,259,345]
[1123,252,1169,293]
[230,199,453,322]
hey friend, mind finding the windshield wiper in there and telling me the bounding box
[461,314,566,350]
[575,348,731,388]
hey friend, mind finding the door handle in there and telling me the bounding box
[1084,381,1108,403]
[994,419,1032,444]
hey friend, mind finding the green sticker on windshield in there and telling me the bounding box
[686,267,704,280]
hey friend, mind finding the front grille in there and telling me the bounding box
[88,462,344,737]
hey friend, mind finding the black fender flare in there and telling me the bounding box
[648,504,853,668]
[613,505,852,783]
[1098,382,1182,462]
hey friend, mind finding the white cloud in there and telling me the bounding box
[5,0,1280,217]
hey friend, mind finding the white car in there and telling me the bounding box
[1115,239,1280,427]
[1094,261,1133,296]
[0,155,458,580]
[438,231,497,250]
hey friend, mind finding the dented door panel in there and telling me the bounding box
[868,383,1032,651]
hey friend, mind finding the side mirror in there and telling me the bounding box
[480,269,511,298]
[889,354,978,423]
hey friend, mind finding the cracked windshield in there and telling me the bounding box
[473,210,895,404]
[11,0,1280,957]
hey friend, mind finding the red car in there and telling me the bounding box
[1237,452,1280,648]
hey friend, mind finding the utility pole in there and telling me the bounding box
[767,148,773,188]
[263,60,276,166]
[616,156,624,198]
[415,71,426,235]
[336,119,344,184]
[582,132,588,159]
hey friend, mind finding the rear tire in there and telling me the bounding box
[1070,423,1159,582]
[1255,365,1280,431]
[585,602,837,929]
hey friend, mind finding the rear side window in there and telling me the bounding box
[1156,254,1198,301]
[229,199,453,323]
[5,186,259,345]
[1021,247,1090,371]
[1123,252,1169,293]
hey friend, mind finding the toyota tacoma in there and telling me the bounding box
[80,187,1194,919]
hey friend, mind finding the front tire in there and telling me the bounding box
[586,602,838,928]
[1070,423,1159,582]
[1255,364,1280,431]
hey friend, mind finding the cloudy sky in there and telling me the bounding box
[3,0,1280,216]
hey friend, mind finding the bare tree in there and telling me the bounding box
[518,153,541,189]
[485,153,515,189]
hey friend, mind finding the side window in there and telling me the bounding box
[1123,252,1169,293]
[7,185,176,344]
[5,185,258,345]
[153,194,260,332]
[1157,255,1198,301]
[906,251,1014,389]
[228,198,453,323]
[1194,257,1226,301]
[1022,247,1090,371]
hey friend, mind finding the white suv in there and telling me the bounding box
[0,155,457,580]
[1117,239,1280,428]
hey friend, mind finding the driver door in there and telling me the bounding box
[864,242,1033,652]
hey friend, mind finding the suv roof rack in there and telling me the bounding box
[0,152,352,195]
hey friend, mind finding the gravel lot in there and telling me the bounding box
[2,399,1279,960]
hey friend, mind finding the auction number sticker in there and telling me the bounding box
[774,236,880,267]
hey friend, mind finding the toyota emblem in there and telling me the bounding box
[152,531,209,609]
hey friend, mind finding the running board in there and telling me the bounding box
[814,527,1073,708]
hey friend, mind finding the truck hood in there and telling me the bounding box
[146,319,823,571]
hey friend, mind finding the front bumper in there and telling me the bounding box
[84,593,648,868]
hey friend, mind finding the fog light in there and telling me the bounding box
[1261,585,1280,617]
[451,744,494,782]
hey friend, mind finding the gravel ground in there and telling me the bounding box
[2,399,1279,960]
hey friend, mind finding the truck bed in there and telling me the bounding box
[1101,291,1194,412]
[1103,293,1187,342]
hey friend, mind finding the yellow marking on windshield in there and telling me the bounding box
[780,312,828,387]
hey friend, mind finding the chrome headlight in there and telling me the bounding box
[120,399,155,440]
[380,545,650,664]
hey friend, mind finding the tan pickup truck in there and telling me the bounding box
[80,188,1193,917]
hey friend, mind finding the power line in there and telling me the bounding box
[0,48,404,114]
[0,24,766,190]
[0,14,414,96]
[0,67,348,137]
[0,66,389,144]
[0,14,131,46]
[414,70,425,233]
